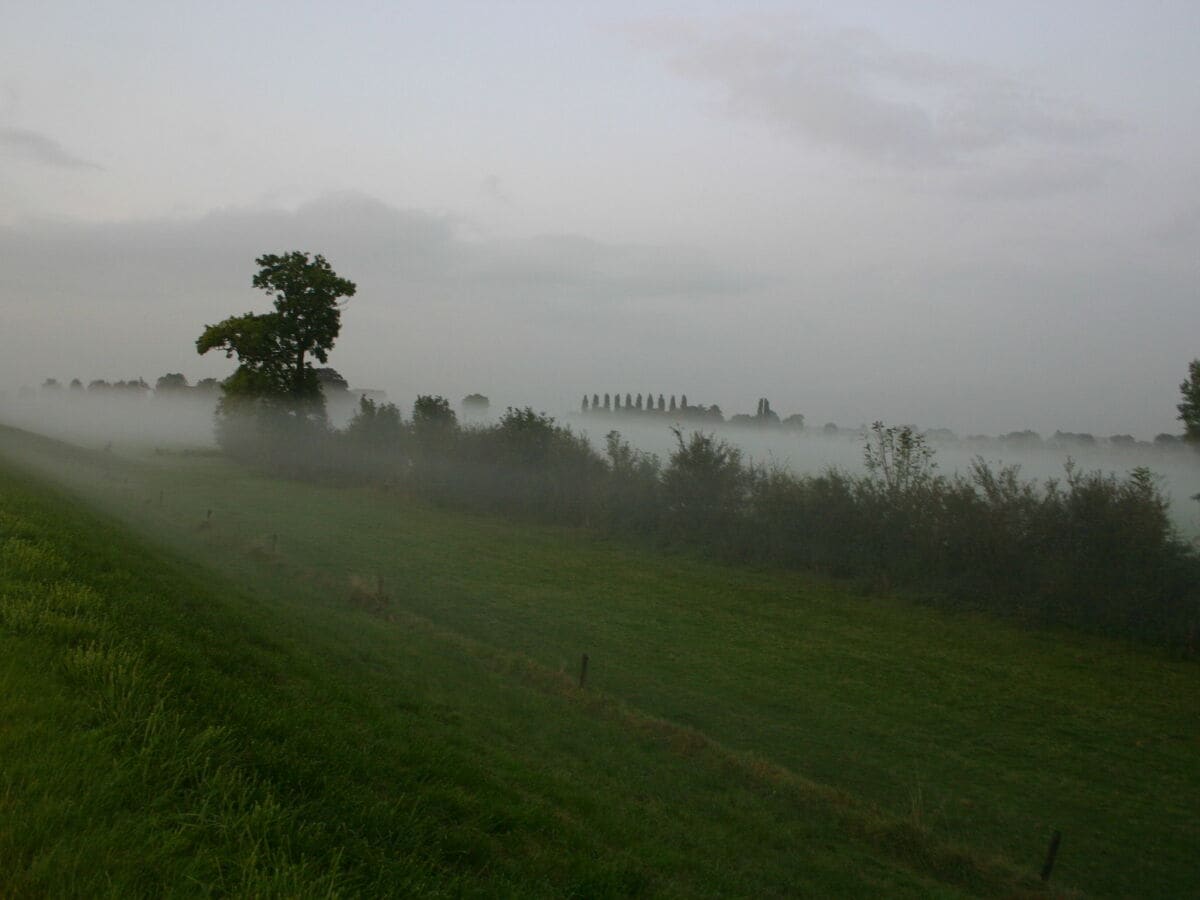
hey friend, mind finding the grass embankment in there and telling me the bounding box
[1,424,1196,896]
[0,432,1031,897]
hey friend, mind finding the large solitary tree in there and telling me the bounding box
[196,252,356,416]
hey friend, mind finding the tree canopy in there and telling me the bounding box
[196,252,356,415]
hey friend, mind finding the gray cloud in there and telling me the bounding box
[0,193,762,398]
[628,17,1122,171]
[1152,204,1200,246]
[951,154,1119,201]
[0,126,102,170]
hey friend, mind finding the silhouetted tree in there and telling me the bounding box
[1052,430,1094,447]
[636,393,643,410]
[581,394,590,413]
[413,395,456,431]
[1001,430,1042,448]
[592,393,600,410]
[657,394,665,411]
[1178,359,1200,442]
[41,378,61,391]
[346,395,404,448]
[117,378,151,395]
[669,395,676,412]
[69,378,83,391]
[315,367,349,396]
[625,392,632,409]
[680,394,688,410]
[155,373,189,393]
[603,393,611,410]
[462,393,490,415]
[197,251,356,418]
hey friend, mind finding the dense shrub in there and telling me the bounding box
[599,430,661,536]
[661,428,749,551]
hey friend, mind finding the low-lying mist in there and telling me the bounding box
[566,414,1200,539]
[0,390,368,453]
[4,388,1199,538]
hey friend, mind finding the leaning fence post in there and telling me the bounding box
[1040,830,1062,882]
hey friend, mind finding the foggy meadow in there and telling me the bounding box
[4,4,1200,898]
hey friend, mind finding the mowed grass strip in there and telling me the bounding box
[0,438,1043,897]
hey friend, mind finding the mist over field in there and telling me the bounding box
[566,414,1200,535]
[4,6,1200,896]
[5,385,1199,538]
[3,5,1200,439]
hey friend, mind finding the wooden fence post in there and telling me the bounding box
[1040,830,1062,882]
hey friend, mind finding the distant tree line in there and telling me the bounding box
[34,374,224,396]
[581,393,806,430]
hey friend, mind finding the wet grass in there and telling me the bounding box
[2,424,1197,896]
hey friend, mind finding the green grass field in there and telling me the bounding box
[1,424,1196,897]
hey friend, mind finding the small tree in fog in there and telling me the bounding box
[346,395,404,448]
[155,373,189,393]
[669,395,676,412]
[462,393,490,416]
[592,393,600,410]
[863,422,936,497]
[662,428,747,543]
[581,394,589,413]
[315,367,350,397]
[69,378,83,392]
[413,395,457,432]
[412,394,457,458]
[1177,359,1200,443]
[603,393,611,410]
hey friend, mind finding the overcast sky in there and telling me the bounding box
[2,1,1198,437]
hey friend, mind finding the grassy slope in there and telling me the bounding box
[0,434,1029,898]
[2,424,1197,896]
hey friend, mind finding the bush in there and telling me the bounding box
[600,431,661,536]
[661,429,749,551]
